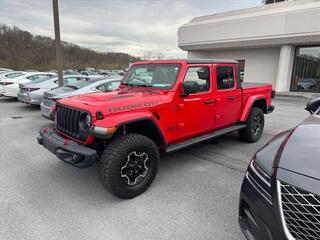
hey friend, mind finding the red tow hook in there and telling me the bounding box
[63,139,70,146]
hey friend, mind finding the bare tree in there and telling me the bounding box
[0,24,141,71]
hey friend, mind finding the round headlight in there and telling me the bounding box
[85,114,92,128]
[79,113,92,130]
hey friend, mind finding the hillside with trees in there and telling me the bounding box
[0,24,140,71]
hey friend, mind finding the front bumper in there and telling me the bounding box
[37,125,97,168]
[238,175,286,240]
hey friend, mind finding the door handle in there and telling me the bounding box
[204,99,215,105]
[228,96,236,100]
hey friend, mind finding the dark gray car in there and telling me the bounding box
[41,77,121,120]
[239,98,320,240]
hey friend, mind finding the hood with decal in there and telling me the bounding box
[58,89,163,116]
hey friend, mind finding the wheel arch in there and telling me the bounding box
[240,96,267,122]
[114,117,167,148]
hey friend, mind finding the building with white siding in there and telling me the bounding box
[178,0,320,93]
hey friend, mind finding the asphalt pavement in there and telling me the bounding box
[0,96,310,240]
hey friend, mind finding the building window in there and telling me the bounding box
[291,46,320,93]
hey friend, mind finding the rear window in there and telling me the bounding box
[27,74,53,81]
[32,75,55,84]
[5,72,24,78]
[64,79,93,89]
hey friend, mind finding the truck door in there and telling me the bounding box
[177,65,215,139]
[213,64,242,128]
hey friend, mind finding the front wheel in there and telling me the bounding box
[99,134,159,199]
[239,107,264,143]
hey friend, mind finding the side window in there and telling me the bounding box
[183,66,210,93]
[106,81,120,91]
[216,66,234,90]
[96,84,107,91]
[38,74,49,80]
[27,75,40,80]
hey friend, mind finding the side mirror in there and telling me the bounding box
[306,98,320,114]
[181,81,198,97]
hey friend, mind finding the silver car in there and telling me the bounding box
[17,75,88,105]
[40,77,121,120]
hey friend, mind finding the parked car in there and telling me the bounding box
[0,72,55,98]
[40,77,121,120]
[238,98,320,240]
[100,71,121,78]
[297,78,318,91]
[0,71,25,80]
[80,70,102,79]
[63,69,81,75]
[17,75,88,105]
[37,59,274,199]
[0,68,13,73]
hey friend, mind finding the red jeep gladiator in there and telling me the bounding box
[38,59,274,199]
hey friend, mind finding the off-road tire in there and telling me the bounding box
[99,134,159,199]
[239,107,264,143]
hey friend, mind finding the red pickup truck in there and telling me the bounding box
[38,59,274,199]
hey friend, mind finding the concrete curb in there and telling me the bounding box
[276,92,320,100]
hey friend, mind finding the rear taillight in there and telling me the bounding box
[23,88,40,92]
[0,82,14,86]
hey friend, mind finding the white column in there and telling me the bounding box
[275,44,295,92]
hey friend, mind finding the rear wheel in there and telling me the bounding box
[239,107,264,143]
[99,134,159,199]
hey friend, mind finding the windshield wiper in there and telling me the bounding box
[137,83,153,88]
[121,82,153,88]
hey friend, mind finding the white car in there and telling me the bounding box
[0,68,13,73]
[0,72,56,98]
[0,71,25,79]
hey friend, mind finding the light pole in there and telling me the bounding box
[52,0,63,87]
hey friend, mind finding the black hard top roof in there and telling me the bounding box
[186,59,238,64]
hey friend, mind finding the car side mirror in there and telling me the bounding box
[306,98,320,114]
[181,81,198,97]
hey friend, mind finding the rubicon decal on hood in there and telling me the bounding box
[108,101,159,113]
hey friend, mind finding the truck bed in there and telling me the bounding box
[241,82,273,112]
[241,82,272,89]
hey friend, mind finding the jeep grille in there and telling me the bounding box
[56,104,83,141]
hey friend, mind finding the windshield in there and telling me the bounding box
[122,64,181,90]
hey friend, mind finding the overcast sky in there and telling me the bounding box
[0,0,261,58]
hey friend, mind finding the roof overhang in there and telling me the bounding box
[178,0,320,51]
